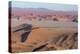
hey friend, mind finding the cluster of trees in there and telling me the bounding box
[12,13,78,22]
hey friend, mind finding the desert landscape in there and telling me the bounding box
[11,27,78,53]
[9,1,78,53]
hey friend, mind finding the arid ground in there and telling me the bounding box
[9,6,78,53]
[11,25,77,53]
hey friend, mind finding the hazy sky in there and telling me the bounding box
[12,1,78,11]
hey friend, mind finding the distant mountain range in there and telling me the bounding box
[12,7,77,15]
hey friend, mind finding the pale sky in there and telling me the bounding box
[11,1,78,11]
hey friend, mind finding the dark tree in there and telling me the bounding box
[30,13,33,16]
[16,16,20,20]
[53,18,58,21]
[72,18,78,22]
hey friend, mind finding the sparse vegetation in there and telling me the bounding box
[10,7,78,53]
